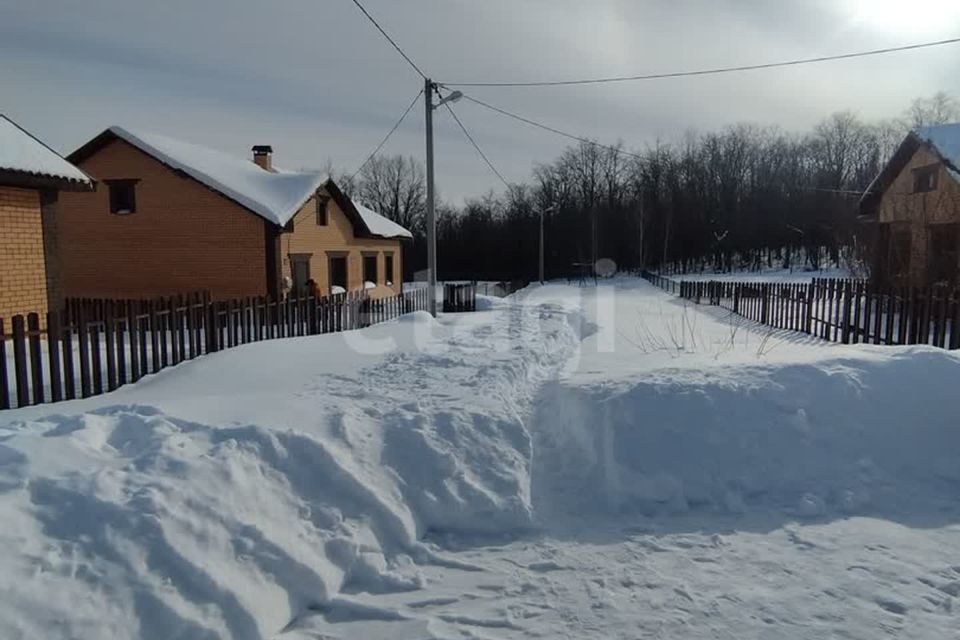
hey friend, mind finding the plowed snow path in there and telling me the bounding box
[288,516,960,639]
[288,281,960,639]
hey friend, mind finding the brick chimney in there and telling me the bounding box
[252,145,273,172]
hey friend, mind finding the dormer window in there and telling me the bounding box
[107,179,138,214]
[316,194,329,226]
[912,164,939,193]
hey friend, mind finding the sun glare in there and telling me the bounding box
[848,0,960,35]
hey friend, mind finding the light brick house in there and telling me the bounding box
[861,123,960,288]
[60,127,411,301]
[0,115,92,320]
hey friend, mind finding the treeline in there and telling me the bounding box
[336,92,959,281]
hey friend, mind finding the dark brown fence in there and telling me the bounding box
[643,272,960,350]
[442,283,478,312]
[0,287,431,410]
[642,272,679,295]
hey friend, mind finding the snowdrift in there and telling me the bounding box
[535,347,960,522]
[0,300,585,639]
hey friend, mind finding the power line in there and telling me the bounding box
[443,37,960,87]
[349,0,426,79]
[351,89,423,180]
[460,94,644,160]
[442,100,512,190]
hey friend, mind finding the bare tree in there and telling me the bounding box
[355,155,426,234]
[907,92,960,129]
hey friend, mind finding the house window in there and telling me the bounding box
[363,254,378,287]
[913,165,939,193]
[384,252,394,285]
[107,179,138,214]
[316,195,328,226]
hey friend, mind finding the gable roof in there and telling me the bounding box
[353,201,414,239]
[70,126,325,226]
[859,122,960,217]
[69,126,414,239]
[0,115,92,189]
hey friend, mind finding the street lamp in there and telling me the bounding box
[539,203,557,284]
[424,80,461,316]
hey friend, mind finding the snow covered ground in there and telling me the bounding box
[1,278,959,639]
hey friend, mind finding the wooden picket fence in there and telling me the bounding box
[0,287,433,410]
[643,272,960,350]
[442,283,478,312]
[642,272,679,295]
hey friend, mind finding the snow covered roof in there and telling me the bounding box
[0,115,92,187]
[915,122,960,178]
[70,126,414,239]
[74,126,327,227]
[859,122,960,215]
[353,201,413,239]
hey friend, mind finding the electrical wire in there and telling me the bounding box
[351,89,424,180]
[349,0,427,79]
[442,101,512,190]
[442,37,960,87]
[460,94,644,160]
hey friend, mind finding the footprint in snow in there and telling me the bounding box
[405,596,459,609]
[526,561,566,573]
[875,597,908,616]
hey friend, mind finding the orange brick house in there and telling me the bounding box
[0,115,92,320]
[861,123,960,288]
[60,127,411,301]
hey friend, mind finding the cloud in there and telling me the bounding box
[2,0,957,202]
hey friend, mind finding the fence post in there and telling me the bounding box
[0,319,8,410]
[90,317,103,396]
[949,292,960,350]
[921,287,934,345]
[104,307,118,391]
[78,310,92,397]
[61,311,76,399]
[912,288,923,344]
[27,313,45,405]
[12,316,30,407]
[839,281,851,344]
[896,287,907,345]
[128,303,142,379]
[205,299,217,354]
[761,284,770,325]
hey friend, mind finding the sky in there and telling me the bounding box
[1,0,959,203]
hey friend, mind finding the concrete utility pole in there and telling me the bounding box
[539,208,545,284]
[423,79,462,316]
[539,203,557,284]
[424,78,437,316]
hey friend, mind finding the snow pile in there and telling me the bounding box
[535,347,960,521]
[0,296,584,639]
[1,407,420,638]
